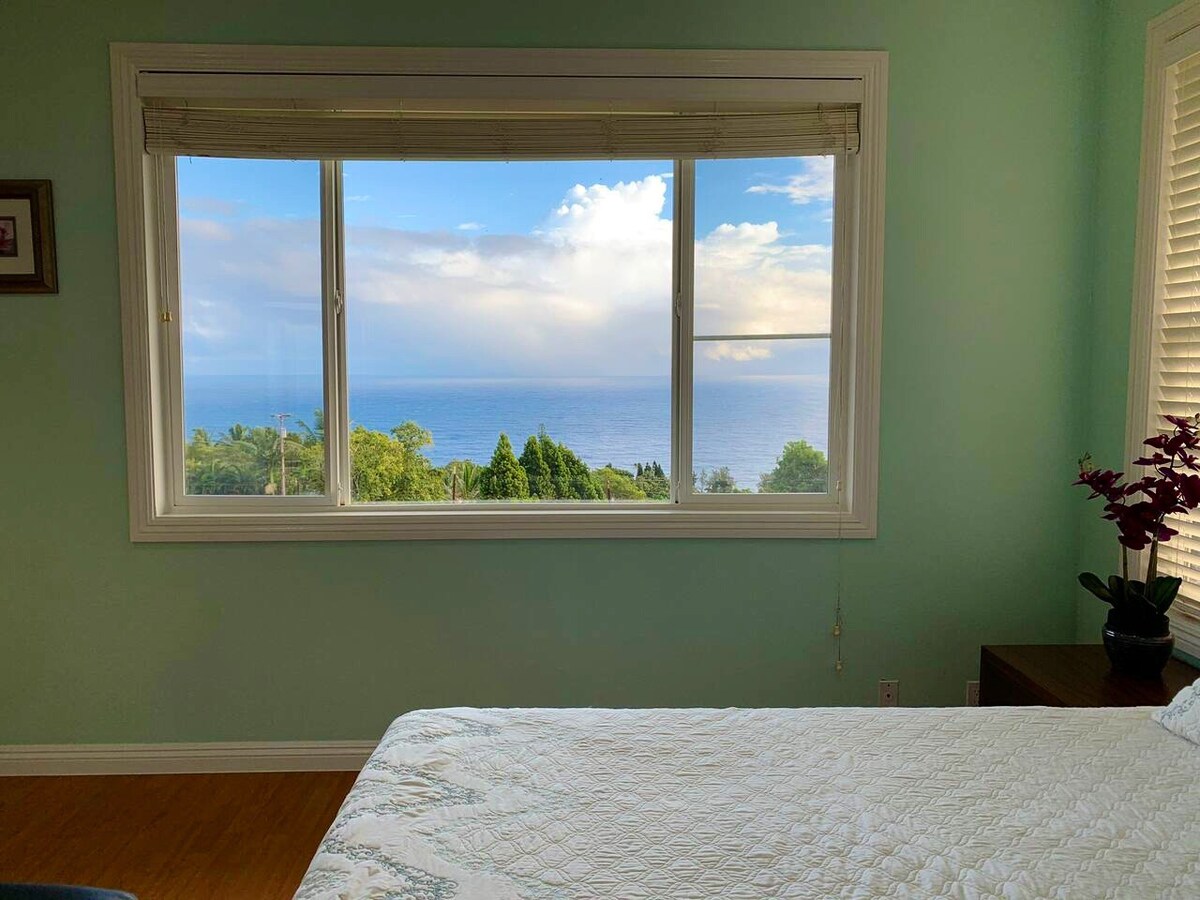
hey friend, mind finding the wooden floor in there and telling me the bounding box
[0,772,356,899]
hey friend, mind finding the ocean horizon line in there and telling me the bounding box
[185,373,831,386]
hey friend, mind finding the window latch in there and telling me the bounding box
[160,308,173,324]
[334,289,344,316]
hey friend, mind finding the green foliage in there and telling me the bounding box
[184,411,821,510]
[350,421,443,502]
[1078,571,1179,637]
[482,433,529,500]
[519,435,555,498]
[697,466,748,494]
[633,460,670,500]
[559,443,602,500]
[592,465,646,500]
[184,420,324,496]
[758,440,829,494]
[539,429,572,499]
[443,459,483,500]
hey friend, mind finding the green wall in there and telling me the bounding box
[1,0,1100,743]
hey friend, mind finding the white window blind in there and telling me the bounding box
[1154,51,1200,649]
[141,98,859,160]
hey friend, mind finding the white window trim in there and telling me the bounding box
[1128,0,1200,656]
[110,43,887,542]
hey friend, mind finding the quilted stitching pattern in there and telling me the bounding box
[1154,677,1200,746]
[296,707,1200,899]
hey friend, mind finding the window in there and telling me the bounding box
[112,45,886,540]
[339,159,673,504]
[1130,3,1200,657]
[690,156,836,497]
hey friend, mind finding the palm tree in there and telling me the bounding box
[443,459,483,501]
[296,409,325,446]
[215,424,280,493]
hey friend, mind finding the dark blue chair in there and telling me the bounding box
[0,888,135,900]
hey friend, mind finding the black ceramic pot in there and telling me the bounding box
[1102,628,1175,678]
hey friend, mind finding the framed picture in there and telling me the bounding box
[0,180,58,293]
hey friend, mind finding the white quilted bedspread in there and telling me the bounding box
[296,706,1200,899]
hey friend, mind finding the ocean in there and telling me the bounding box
[183,375,829,490]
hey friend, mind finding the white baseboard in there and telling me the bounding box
[0,740,377,776]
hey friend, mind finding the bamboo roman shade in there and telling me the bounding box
[1154,51,1200,643]
[141,93,859,160]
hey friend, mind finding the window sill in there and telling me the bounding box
[132,505,877,541]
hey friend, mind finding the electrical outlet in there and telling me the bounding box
[966,680,980,707]
[878,679,899,707]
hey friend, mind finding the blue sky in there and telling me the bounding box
[175,155,835,381]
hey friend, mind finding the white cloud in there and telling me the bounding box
[178,173,831,377]
[694,220,832,337]
[457,222,485,231]
[346,194,371,202]
[746,156,835,205]
[549,176,672,247]
[702,342,773,362]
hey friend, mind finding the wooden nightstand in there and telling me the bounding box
[979,644,1198,707]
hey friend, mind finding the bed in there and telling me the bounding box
[296,706,1200,899]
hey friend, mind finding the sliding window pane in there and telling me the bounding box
[343,160,673,503]
[693,340,831,494]
[693,155,834,337]
[176,157,325,496]
[692,155,835,495]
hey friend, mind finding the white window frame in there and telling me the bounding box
[1128,0,1200,656]
[110,43,887,541]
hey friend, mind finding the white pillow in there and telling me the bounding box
[1154,677,1200,745]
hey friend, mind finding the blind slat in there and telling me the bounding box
[143,105,861,160]
[1161,43,1200,506]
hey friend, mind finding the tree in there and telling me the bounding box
[559,443,602,500]
[443,459,483,500]
[697,466,746,494]
[349,421,443,502]
[185,427,261,495]
[290,409,327,495]
[539,429,572,499]
[519,435,554,498]
[482,433,529,499]
[634,460,670,500]
[349,427,404,502]
[758,440,828,494]
[592,465,646,500]
[296,409,325,444]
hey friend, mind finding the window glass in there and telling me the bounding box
[342,160,674,503]
[692,156,834,494]
[176,157,325,496]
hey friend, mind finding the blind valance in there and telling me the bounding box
[142,104,860,160]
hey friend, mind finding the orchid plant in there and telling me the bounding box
[1075,414,1200,637]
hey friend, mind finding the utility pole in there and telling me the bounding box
[273,413,292,496]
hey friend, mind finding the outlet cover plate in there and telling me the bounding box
[878,679,899,707]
